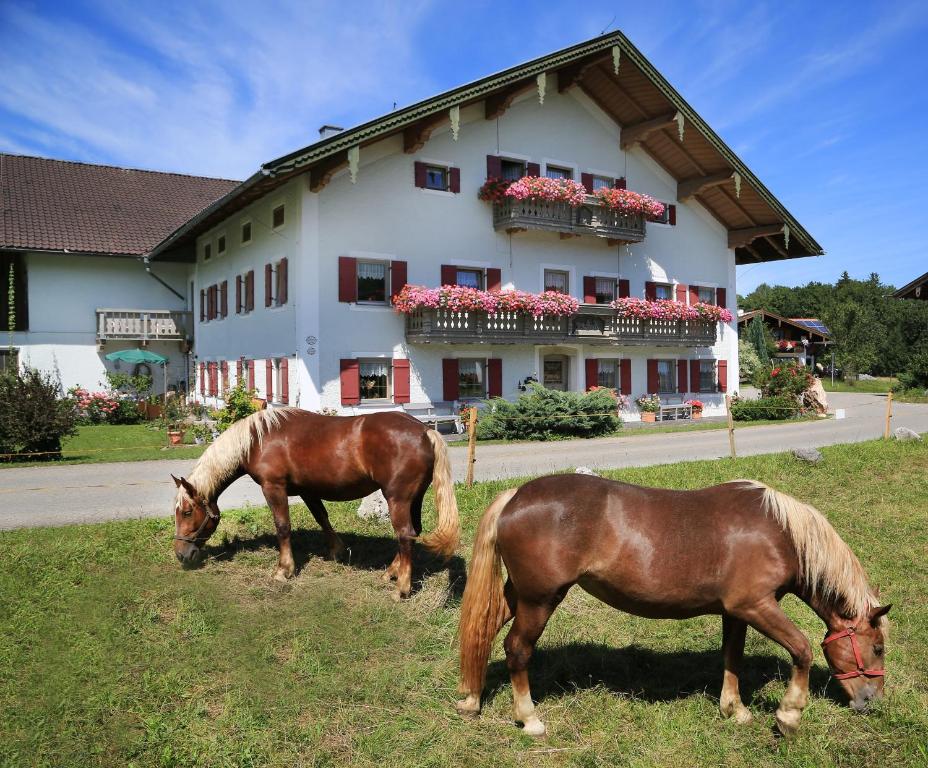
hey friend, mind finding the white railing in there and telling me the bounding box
[96,309,192,344]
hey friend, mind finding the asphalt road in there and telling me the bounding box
[1,392,924,530]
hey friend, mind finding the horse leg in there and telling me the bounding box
[739,599,813,736]
[719,614,752,724]
[504,599,558,736]
[301,495,345,561]
[387,498,415,600]
[262,483,295,582]
[383,493,423,584]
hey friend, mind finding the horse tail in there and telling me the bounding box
[420,429,461,558]
[458,488,518,701]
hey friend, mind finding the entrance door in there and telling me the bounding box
[543,355,568,391]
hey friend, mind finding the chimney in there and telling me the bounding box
[318,125,344,140]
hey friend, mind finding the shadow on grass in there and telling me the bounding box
[201,528,468,602]
[484,642,843,710]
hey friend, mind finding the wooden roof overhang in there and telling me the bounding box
[150,32,822,264]
[737,309,832,343]
[892,270,928,300]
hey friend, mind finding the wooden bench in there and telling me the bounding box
[657,395,692,422]
[402,401,465,433]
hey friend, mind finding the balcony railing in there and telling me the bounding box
[492,197,647,243]
[96,309,192,345]
[405,305,717,347]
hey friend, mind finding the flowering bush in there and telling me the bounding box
[761,362,814,400]
[588,385,630,411]
[593,187,665,220]
[70,387,120,425]
[504,176,588,206]
[477,177,511,203]
[393,285,579,317]
[685,399,704,412]
[776,339,800,351]
[611,298,733,323]
[636,393,661,412]
[534,291,580,316]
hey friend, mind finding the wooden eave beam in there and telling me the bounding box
[619,112,677,150]
[485,80,534,120]
[557,60,593,92]
[403,112,448,154]
[763,234,790,259]
[728,224,784,249]
[677,171,735,201]
[308,151,348,193]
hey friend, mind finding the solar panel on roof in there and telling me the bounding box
[792,319,830,335]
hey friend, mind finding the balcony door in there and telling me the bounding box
[543,354,568,391]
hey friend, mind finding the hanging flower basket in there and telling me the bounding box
[393,285,579,317]
[592,187,665,221]
[504,176,588,206]
[611,298,733,323]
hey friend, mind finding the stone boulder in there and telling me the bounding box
[575,466,599,476]
[803,377,828,415]
[893,427,922,442]
[357,489,390,522]
[792,447,823,463]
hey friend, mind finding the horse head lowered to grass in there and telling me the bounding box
[457,475,890,736]
[171,408,459,599]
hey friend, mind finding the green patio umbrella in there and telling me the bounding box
[104,348,170,401]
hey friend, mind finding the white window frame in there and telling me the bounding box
[236,271,252,316]
[541,158,579,181]
[355,258,390,307]
[418,157,456,197]
[358,358,393,402]
[697,359,718,393]
[540,263,575,296]
[652,282,674,301]
[656,358,677,394]
[457,358,488,401]
[497,151,531,181]
[649,201,675,227]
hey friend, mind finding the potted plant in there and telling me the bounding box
[160,396,190,446]
[686,399,704,419]
[190,422,213,445]
[636,393,661,422]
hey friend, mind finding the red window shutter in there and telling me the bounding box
[393,358,410,403]
[675,284,687,303]
[614,177,627,190]
[718,360,728,392]
[526,162,540,177]
[220,281,228,317]
[247,359,255,390]
[210,285,218,320]
[618,279,630,298]
[221,360,229,393]
[338,256,357,303]
[236,358,243,384]
[580,172,594,194]
[440,264,457,285]
[277,259,288,305]
[585,358,598,390]
[646,359,659,394]
[449,167,461,194]
[199,362,205,395]
[583,276,597,304]
[265,360,273,402]
[645,282,657,301]
[620,359,632,396]
[716,287,727,310]
[199,289,205,322]
[689,285,700,305]
[265,263,273,307]
[340,359,360,405]
[209,362,218,397]
[486,155,502,178]
[236,275,242,313]
[668,204,677,226]
[677,360,689,394]
[442,359,459,401]
[486,268,502,292]
[487,358,502,398]
[691,360,702,393]
[414,161,427,188]
[280,358,289,405]
[390,260,407,302]
[245,271,254,311]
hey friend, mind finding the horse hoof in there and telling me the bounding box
[733,707,753,725]
[273,568,292,583]
[456,696,480,719]
[775,708,800,737]
[521,717,546,737]
[382,570,396,582]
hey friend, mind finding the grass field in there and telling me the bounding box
[821,377,896,394]
[2,439,927,767]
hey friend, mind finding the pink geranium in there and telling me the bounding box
[393,285,579,317]
[505,176,587,206]
[593,188,665,220]
[611,298,732,323]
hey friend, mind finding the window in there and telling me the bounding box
[591,175,613,191]
[217,234,226,256]
[545,165,572,180]
[241,221,252,244]
[699,360,716,392]
[501,159,525,181]
[657,360,676,393]
[236,271,255,314]
[544,269,569,294]
[203,242,212,261]
[0,348,18,374]
[652,202,675,225]
[459,359,486,399]
[425,165,448,191]
[265,259,289,308]
[272,204,285,229]
[594,277,617,304]
[357,261,387,304]
[597,359,618,389]
[654,283,673,301]
[359,360,390,400]
[456,268,483,290]
[696,286,715,304]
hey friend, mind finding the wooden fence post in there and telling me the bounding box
[884,391,893,440]
[725,394,737,459]
[465,407,478,488]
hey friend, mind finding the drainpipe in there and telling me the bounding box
[142,256,185,301]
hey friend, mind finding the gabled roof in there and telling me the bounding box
[738,309,832,341]
[150,31,823,264]
[893,271,928,300]
[0,153,238,257]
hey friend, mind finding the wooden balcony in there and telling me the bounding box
[405,305,718,347]
[96,309,192,346]
[492,197,646,243]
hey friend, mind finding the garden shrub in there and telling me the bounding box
[109,398,144,425]
[214,380,258,432]
[738,338,762,383]
[730,395,800,421]
[476,384,621,441]
[759,361,814,399]
[0,366,77,460]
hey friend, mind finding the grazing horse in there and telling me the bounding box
[457,475,890,736]
[172,408,459,599]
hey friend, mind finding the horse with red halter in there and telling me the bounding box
[457,475,890,736]
[172,408,459,599]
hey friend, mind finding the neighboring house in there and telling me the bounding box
[737,310,831,368]
[893,271,928,301]
[0,154,237,388]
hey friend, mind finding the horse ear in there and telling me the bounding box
[171,474,182,488]
[869,604,892,626]
[178,476,198,498]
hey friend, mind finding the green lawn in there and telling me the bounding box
[2,438,926,767]
[822,377,897,394]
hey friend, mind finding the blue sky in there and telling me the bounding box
[2,1,926,293]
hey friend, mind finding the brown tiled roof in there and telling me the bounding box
[1,153,240,256]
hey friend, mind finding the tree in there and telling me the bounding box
[747,316,771,365]
[738,337,762,382]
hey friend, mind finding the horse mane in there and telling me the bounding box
[732,480,880,621]
[187,408,300,500]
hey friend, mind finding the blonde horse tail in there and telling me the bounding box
[458,488,518,705]
[420,429,461,558]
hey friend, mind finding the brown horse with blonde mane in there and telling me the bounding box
[172,408,459,599]
[457,474,890,736]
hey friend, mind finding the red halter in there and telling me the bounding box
[821,626,885,680]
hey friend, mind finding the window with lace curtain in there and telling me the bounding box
[597,359,618,389]
[459,359,486,399]
[357,261,387,304]
[657,360,676,393]
[595,277,617,303]
[359,360,391,400]
[544,269,569,294]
